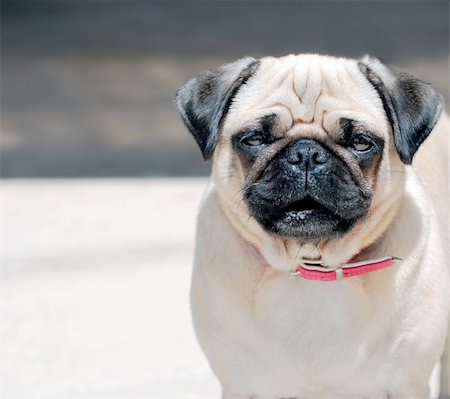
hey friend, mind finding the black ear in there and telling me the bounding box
[358,55,444,164]
[175,57,260,160]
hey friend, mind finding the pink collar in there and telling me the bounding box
[290,256,401,281]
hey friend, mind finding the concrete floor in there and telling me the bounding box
[0,178,221,398]
[1,179,444,398]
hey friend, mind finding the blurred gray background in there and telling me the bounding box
[1,0,449,178]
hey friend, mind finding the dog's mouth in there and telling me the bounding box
[256,195,355,240]
[278,196,329,216]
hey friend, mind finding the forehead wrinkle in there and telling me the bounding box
[295,62,323,124]
[312,64,356,127]
[285,123,327,141]
[264,72,301,117]
[255,60,324,126]
[293,62,308,102]
[226,55,387,141]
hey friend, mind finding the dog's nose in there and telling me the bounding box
[285,139,330,171]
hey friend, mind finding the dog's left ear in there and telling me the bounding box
[175,57,260,160]
[358,55,444,164]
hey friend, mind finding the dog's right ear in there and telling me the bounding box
[175,57,260,160]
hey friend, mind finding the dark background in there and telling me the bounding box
[2,0,448,178]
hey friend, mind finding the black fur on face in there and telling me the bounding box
[235,119,381,241]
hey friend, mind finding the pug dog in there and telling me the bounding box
[175,54,449,398]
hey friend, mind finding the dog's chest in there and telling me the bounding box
[249,274,388,391]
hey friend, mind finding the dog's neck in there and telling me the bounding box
[219,187,403,273]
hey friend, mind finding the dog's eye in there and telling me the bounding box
[241,133,266,147]
[350,135,373,152]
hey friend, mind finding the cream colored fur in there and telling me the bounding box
[190,55,449,398]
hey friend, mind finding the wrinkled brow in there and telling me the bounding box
[338,118,381,141]
[234,113,280,137]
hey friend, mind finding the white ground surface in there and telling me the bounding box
[0,178,220,399]
[0,179,442,398]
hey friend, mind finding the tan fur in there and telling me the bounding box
[214,54,404,269]
[189,54,449,398]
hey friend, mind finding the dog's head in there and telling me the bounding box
[176,54,443,267]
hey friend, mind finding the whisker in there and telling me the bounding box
[388,170,406,174]
[314,242,322,259]
[233,183,260,212]
[304,240,319,258]
[362,212,371,234]
[291,242,304,270]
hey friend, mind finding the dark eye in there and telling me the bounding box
[350,135,373,152]
[241,133,266,147]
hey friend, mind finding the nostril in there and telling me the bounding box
[288,151,303,165]
[312,151,328,165]
[285,140,329,168]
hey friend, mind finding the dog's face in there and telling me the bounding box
[231,119,378,241]
[176,54,442,263]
